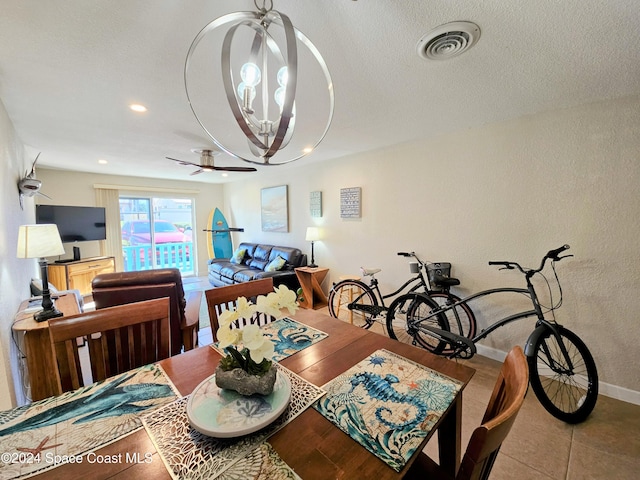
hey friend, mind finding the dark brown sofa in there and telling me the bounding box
[91,268,201,356]
[207,242,306,290]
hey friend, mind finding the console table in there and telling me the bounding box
[295,266,329,309]
[48,256,115,296]
[12,294,81,401]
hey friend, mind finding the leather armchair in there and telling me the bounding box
[91,268,201,356]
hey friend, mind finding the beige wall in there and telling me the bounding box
[35,169,225,277]
[1,95,638,407]
[223,95,640,402]
[0,100,39,408]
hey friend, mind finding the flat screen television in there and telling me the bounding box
[36,205,107,243]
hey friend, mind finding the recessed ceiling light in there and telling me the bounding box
[222,173,229,177]
[98,159,108,164]
[129,104,147,112]
[303,147,314,154]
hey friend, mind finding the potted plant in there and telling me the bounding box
[215,285,299,395]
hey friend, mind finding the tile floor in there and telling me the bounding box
[194,278,640,479]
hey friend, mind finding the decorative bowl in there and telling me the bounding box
[186,369,291,438]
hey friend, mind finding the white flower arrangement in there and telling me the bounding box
[217,285,299,375]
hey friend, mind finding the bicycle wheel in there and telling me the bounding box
[386,293,450,354]
[427,291,477,339]
[527,326,598,423]
[328,279,379,328]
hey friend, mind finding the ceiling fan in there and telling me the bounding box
[167,149,257,175]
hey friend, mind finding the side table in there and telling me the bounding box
[13,294,81,401]
[295,267,329,310]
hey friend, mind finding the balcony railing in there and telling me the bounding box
[123,242,193,273]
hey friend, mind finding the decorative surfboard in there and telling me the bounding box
[205,208,244,259]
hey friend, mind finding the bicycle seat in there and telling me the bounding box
[360,267,381,277]
[432,276,461,288]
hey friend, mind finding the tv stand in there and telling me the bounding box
[48,256,115,296]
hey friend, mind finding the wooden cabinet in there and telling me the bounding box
[13,294,81,401]
[48,256,115,296]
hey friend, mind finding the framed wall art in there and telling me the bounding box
[340,187,361,218]
[261,185,289,232]
[310,191,322,217]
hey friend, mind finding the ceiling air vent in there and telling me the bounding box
[416,21,481,61]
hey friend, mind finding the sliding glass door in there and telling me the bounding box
[120,197,195,275]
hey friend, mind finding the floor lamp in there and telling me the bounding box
[17,224,65,322]
[305,227,320,268]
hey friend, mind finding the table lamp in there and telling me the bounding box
[17,224,65,322]
[305,227,320,268]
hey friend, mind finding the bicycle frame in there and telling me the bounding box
[350,272,427,317]
[414,272,575,368]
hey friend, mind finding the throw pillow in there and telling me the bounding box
[265,255,286,272]
[230,248,247,265]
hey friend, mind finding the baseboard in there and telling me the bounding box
[475,344,640,406]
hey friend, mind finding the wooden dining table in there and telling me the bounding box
[28,308,475,480]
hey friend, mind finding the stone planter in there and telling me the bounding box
[214,364,277,396]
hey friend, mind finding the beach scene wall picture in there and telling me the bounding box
[261,185,289,232]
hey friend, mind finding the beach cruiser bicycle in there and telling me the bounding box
[327,252,465,328]
[386,245,598,423]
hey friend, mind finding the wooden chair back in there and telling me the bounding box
[205,278,274,341]
[48,297,171,394]
[405,345,529,480]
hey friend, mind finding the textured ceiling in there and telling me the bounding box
[1,0,639,183]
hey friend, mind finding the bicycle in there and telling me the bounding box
[386,245,598,423]
[327,252,464,331]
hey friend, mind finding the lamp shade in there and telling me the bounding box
[305,227,320,242]
[17,224,65,259]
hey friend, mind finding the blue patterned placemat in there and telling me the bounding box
[142,364,324,480]
[212,317,328,361]
[0,364,179,480]
[314,349,463,471]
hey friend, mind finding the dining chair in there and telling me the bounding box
[404,345,529,480]
[48,297,171,394]
[205,278,275,342]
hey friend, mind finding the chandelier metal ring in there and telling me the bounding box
[184,9,334,166]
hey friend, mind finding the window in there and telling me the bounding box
[119,197,195,275]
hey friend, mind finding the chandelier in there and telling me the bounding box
[184,0,334,165]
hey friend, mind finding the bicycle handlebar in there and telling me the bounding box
[489,244,571,275]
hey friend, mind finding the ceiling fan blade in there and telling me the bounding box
[167,154,256,173]
[211,166,258,172]
[167,157,199,167]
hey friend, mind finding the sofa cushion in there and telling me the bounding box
[268,246,302,268]
[233,269,263,283]
[219,264,252,279]
[247,244,272,270]
[237,243,258,265]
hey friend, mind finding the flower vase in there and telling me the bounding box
[214,363,277,396]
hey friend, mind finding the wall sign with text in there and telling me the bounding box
[340,187,361,218]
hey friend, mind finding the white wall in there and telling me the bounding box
[0,100,38,408]
[223,95,640,401]
[35,169,225,277]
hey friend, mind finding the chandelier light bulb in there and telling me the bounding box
[274,86,286,108]
[240,62,261,87]
[277,66,288,87]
